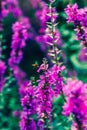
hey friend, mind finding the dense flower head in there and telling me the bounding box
[0,60,6,92]
[65,4,87,46]
[12,17,30,44]
[20,112,36,130]
[36,73,54,118]
[9,17,30,66]
[36,72,54,129]
[36,58,64,129]
[36,60,54,129]
[78,8,87,27]
[48,65,65,96]
[63,78,87,129]
[65,4,79,24]
[20,82,37,130]
[11,18,30,48]
[21,82,36,115]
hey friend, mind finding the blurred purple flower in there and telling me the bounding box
[65,4,87,46]
[0,60,6,92]
[20,112,36,130]
[79,47,87,62]
[1,0,22,18]
[13,110,21,117]
[9,17,31,67]
[63,78,87,129]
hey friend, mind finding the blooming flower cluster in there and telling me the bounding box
[65,4,87,46]
[20,82,37,130]
[35,2,65,128]
[36,59,54,129]
[1,0,35,100]
[9,17,30,67]
[63,78,87,129]
[8,17,32,95]
[65,4,79,24]
[19,58,64,130]
[36,56,65,129]
[48,65,65,96]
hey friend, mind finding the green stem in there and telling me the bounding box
[50,4,58,65]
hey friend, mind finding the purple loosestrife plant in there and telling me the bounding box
[35,1,49,51]
[63,78,87,130]
[45,1,65,97]
[36,0,62,52]
[48,65,65,96]
[36,62,65,129]
[65,4,87,46]
[5,0,35,98]
[36,1,65,129]
[36,5,65,128]
[2,0,87,129]
[44,1,60,63]
[20,82,37,130]
[8,18,30,96]
[36,58,54,130]
[8,17,32,97]
[65,4,79,24]
[9,17,30,67]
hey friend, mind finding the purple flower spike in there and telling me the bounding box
[20,82,37,130]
